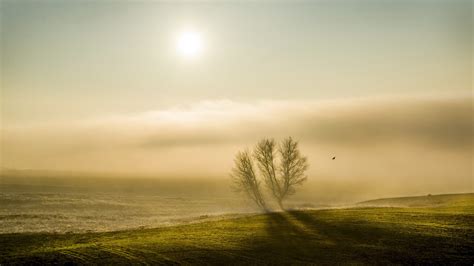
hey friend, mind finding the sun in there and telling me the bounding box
[176,31,203,58]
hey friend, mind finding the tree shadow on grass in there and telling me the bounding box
[254,210,472,265]
[254,211,377,264]
[257,211,338,264]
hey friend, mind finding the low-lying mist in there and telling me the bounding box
[2,96,471,197]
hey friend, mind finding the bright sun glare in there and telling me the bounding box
[176,31,203,58]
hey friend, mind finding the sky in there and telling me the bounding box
[0,1,472,196]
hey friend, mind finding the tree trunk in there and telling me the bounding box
[277,199,285,211]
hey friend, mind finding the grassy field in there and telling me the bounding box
[1,193,473,265]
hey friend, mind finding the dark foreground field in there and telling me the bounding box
[1,193,473,265]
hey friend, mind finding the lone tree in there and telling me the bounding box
[231,137,309,210]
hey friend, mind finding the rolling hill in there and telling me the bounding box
[1,193,473,265]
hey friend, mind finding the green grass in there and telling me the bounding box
[1,193,473,265]
[357,192,474,210]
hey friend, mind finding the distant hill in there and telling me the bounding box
[357,193,473,208]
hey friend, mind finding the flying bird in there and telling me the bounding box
[332,156,336,160]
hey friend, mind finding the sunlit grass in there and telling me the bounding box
[1,194,473,264]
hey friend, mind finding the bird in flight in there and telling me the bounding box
[332,156,336,160]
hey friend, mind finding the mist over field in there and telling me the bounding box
[0,173,352,234]
[2,96,472,193]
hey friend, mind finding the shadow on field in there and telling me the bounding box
[255,210,467,264]
[259,211,381,264]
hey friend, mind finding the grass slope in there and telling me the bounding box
[357,192,474,208]
[1,193,473,265]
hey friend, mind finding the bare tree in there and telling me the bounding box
[277,137,309,207]
[231,137,309,210]
[254,137,309,209]
[230,150,267,211]
[254,139,281,205]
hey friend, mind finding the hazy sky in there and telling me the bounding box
[1,0,471,122]
[0,1,472,195]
